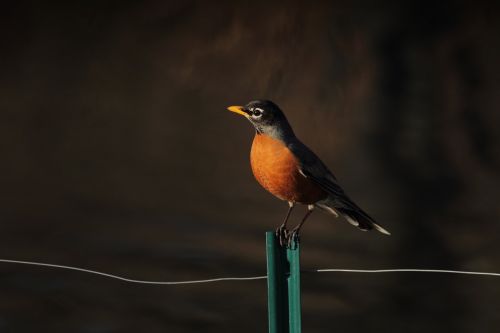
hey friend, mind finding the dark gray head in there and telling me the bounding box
[227,100,295,141]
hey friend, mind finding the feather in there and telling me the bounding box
[288,139,390,235]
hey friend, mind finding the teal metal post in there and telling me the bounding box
[266,231,302,333]
[287,237,302,332]
[266,232,288,333]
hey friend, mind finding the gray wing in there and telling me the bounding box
[287,140,346,200]
[288,140,390,235]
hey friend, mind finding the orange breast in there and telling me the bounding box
[250,134,326,204]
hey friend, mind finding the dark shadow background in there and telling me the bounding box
[1,1,499,332]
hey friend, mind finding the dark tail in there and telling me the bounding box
[316,197,390,235]
[337,207,391,235]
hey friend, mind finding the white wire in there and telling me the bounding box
[1,259,500,285]
[0,259,267,285]
[314,268,500,277]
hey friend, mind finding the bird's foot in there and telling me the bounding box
[287,229,300,249]
[275,225,289,247]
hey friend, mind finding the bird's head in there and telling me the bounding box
[227,100,295,140]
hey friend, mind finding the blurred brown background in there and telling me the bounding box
[1,1,500,332]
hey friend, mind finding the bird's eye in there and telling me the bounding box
[253,108,263,117]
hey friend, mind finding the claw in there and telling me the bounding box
[287,229,300,249]
[275,225,289,247]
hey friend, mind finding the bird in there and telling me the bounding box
[227,100,390,246]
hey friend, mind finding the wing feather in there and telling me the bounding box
[288,140,346,200]
[288,139,390,235]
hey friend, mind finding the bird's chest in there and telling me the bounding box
[250,134,325,204]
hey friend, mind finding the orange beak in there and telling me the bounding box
[227,105,249,118]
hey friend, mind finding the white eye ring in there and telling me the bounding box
[253,107,263,117]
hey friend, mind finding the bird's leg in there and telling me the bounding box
[276,202,294,246]
[288,204,314,248]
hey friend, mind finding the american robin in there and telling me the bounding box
[228,100,390,246]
